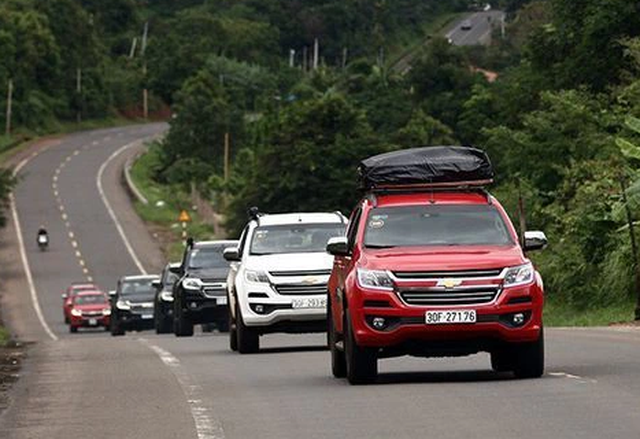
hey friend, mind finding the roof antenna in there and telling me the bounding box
[429,178,436,204]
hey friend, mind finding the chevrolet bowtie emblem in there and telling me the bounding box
[302,277,319,285]
[438,278,462,289]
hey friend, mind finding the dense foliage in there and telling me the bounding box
[4,0,640,315]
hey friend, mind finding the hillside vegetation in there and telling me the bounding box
[3,0,640,322]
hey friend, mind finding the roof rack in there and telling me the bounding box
[367,181,493,205]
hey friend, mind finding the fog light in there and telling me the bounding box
[372,317,386,330]
[190,302,198,309]
[512,313,525,326]
[255,304,265,314]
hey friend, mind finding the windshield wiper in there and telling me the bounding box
[366,244,397,249]
[251,252,274,256]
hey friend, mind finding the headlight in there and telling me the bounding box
[160,291,174,302]
[71,308,82,317]
[357,269,394,291]
[245,270,269,283]
[503,263,534,288]
[182,278,202,290]
[102,308,111,316]
[116,300,131,310]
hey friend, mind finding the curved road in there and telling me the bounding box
[2,126,640,438]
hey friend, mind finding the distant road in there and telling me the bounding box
[445,10,506,46]
[391,10,505,74]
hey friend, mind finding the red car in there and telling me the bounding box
[62,283,98,324]
[68,291,111,333]
[326,147,547,384]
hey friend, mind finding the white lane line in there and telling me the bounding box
[10,156,58,341]
[79,259,85,267]
[75,250,82,258]
[73,150,80,156]
[96,140,148,275]
[92,141,99,146]
[68,231,74,239]
[53,175,58,182]
[140,339,225,439]
[71,240,78,248]
[549,372,597,384]
[53,190,58,197]
[86,275,93,282]
[61,213,68,221]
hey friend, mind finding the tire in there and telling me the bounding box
[345,314,377,385]
[328,297,346,378]
[512,328,545,379]
[64,316,69,324]
[173,300,194,337]
[69,325,78,333]
[217,316,229,333]
[236,301,259,354]
[104,325,110,332]
[229,307,238,351]
[490,349,514,372]
[155,308,172,334]
[110,318,125,336]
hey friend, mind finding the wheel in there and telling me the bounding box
[104,325,110,332]
[64,316,69,324]
[69,325,78,333]
[173,300,194,337]
[345,314,377,385]
[236,301,259,354]
[328,297,346,378]
[490,349,514,372]
[229,307,238,351]
[512,328,545,379]
[217,316,229,333]
[110,317,125,336]
[155,312,172,334]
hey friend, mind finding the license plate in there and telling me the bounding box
[216,296,228,306]
[425,310,476,325]
[88,318,98,326]
[141,314,153,320]
[292,297,326,309]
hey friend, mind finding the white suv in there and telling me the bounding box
[224,211,346,353]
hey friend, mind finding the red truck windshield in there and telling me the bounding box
[364,204,513,248]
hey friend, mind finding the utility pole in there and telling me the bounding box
[289,49,295,68]
[224,132,230,182]
[141,22,149,120]
[302,46,308,72]
[76,68,82,124]
[313,38,319,70]
[342,47,348,69]
[5,79,13,136]
[129,37,138,59]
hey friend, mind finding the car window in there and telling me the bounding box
[249,224,345,255]
[162,270,179,287]
[364,204,513,248]
[238,225,250,257]
[120,279,157,299]
[346,207,363,251]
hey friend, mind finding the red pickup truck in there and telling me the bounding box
[326,146,547,384]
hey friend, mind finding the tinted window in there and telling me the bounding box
[74,294,107,305]
[364,205,513,248]
[250,224,345,255]
[162,270,179,288]
[120,279,157,299]
[187,247,229,269]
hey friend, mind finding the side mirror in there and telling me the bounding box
[169,265,181,275]
[108,290,117,297]
[223,247,241,262]
[524,231,547,252]
[326,237,350,257]
[151,279,161,288]
[61,293,68,300]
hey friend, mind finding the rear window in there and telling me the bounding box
[364,204,513,248]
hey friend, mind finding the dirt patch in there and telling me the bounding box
[609,320,640,327]
[0,342,26,414]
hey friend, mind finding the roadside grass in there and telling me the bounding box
[387,12,466,70]
[0,326,11,347]
[544,300,637,327]
[129,142,216,261]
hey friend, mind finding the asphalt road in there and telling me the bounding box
[445,11,506,46]
[2,127,640,438]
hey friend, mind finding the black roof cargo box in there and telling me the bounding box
[358,146,494,190]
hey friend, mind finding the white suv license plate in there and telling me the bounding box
[292,297,326,309]
[425,310,477,325]
[215,296,228,306]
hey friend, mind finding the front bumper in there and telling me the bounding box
[239,285,327,327]
[117,310,154,329]
[348,282,543,350]
[70,314,110,328]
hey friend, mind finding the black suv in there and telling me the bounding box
[172,240,238,337]
[110,275,160,336]
[153,262,180,334]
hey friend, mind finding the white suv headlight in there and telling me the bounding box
[182,278,202,290]
[245,270,269,283]
[503,263,535,287]
[357,269,394,291]
[160,291,174,302]
[116,300,131,310]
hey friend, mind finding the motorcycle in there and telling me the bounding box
[37,233,49,251]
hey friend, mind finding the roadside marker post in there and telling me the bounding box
[179,210,191,245]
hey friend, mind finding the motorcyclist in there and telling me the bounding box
[37,226,49,248]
